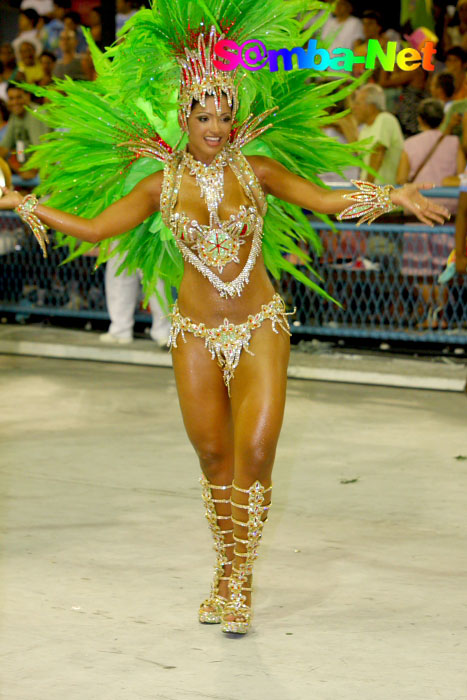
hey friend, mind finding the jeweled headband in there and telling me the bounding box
[177,25,238,131]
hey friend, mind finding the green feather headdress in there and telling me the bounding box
[24,0,364,305]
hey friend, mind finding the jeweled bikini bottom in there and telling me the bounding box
[168,293,292,395]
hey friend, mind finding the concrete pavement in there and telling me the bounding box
[1,356,466,700]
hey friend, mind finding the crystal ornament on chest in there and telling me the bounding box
[161,147,266,298]
[175,150,253,273]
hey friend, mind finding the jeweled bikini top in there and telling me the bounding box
[160,145,267,298]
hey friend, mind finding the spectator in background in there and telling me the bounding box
[321,0,363,54]
[455,178,467,273]
[63,12,88,55]
[0,100,9,141]
[53,30,86,80]
[352,84,404,184]
[42,0,72,54]
[431,71,456,112]
[0,84,50,180]
[17,41,44,83]
[88,7,103,46]
[397,98,465,213]
[320,99,360,184]
[116,0,139,34]
[101,247,170,346]
[20,0,54,17]
[397,98,464,330]
[433,0,451,61]
[38,50,57,87]
[81,47,97,81]
[0,156,12,188]
[380,31,430,136]
[0,44,19,103]
[445,0,467,51]
[353,11,389,79]
[432,71,467,143]
[12,9,43,61]
[445,46,467,100]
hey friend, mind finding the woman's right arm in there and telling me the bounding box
[0,171,163,243]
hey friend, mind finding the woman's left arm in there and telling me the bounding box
[248,156,450,227]
[396,151,410,186]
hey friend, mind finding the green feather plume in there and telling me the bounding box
[22,0,367,305]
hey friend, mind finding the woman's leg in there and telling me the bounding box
[171,334,234,608]
[223,322,290,629]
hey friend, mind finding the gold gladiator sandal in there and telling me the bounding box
[221,480,272,635]
[198,476,234,624]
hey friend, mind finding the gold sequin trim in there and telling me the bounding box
[168,294,292,395]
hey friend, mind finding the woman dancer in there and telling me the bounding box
[0,4,449,635]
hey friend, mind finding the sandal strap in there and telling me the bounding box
[231,515,269,527]
[231,501,271,510]
[231,480,272,494]
[203,481,231,490]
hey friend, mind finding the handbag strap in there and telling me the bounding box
[409,132,447,183]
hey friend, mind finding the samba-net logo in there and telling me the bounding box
[213,39,436,73]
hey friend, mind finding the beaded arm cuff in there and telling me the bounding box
[337,180,396,226]
[15,194,49,258]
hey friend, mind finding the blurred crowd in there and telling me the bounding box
[0,0,139,181]
[1,0,467,185]
[0,0,466,334]
[316,0,467,195]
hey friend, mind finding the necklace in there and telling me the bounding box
[162,147,265,296]
[182,148,228,218]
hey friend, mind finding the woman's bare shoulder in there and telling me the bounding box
[135,170,164,206]
[245,155,279,187]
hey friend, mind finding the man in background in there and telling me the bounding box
[53,29,86,80]
[352,84,404,184]
[0,83,50,180]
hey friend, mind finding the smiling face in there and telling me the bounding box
[59,29,77,54]
[186,94,233,163]
[40,52,56,75]
[7,87,27,117]
[19,41,36,66]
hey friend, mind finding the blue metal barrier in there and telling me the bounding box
[1,189,466,344]
[278,219,466,344]
[0,212,111,321]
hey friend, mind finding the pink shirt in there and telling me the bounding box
[404,129,459,213]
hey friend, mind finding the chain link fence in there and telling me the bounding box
[1,190,466,344]
[278,219,466,344]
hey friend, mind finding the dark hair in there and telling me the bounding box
[434,71,455,99]
[40,50,57,62]
[6,82,26,94]
[327,99,347,116]
[362,10,385,30]
[445,46,467,64]
[417,98,444,128]
[54,0,72,8]
[190,95,234,112]
[0,98,9,122]
[20,8,40,26]
[64,10,81,25]
[19,40,37,51]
